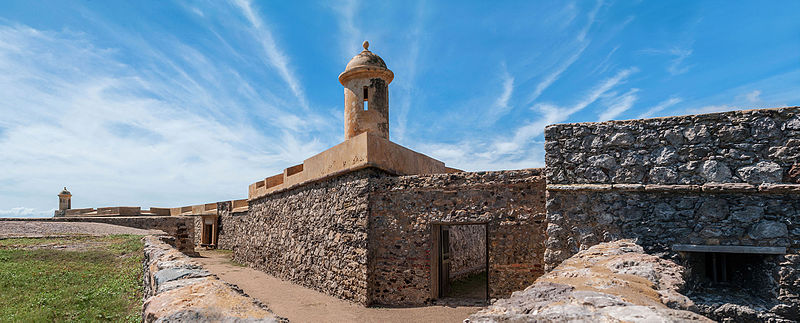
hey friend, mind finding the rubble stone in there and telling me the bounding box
[466,241,711,323]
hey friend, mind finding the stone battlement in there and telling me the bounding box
[248,132,458,200]
[59,199,249,218]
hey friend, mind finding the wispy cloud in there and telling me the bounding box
[641,47,693,76]
[744,90,762,103]
[597,88,639,121]
[0,23,327,216]
[637,97,682,118]
[486,67,637,158]
[231,0,308,109]
[666,48,692,75]
[331,0,363,58]
[481,65,515,125]
[527,42,589,104]
[577,0,603,42]
[392,0,426,142]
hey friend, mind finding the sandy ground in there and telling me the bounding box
[0,221,164,238]
[193,249,482,323]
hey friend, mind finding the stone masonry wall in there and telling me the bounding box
[230,169,381,305]
[368,169,546,305]
[448,224,486,280]
[544,107,800,320]
[216,201,245,251]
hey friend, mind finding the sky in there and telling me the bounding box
[1,1,799,217]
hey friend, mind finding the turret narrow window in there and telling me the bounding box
[363,86,369,110]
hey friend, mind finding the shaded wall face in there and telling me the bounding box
[368,169,546,305]
[544,107,800,319]
[448,224,486,280]
[229,169,381,305]
[214,201,246,251]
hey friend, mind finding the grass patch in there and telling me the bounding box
[0,235,144,322]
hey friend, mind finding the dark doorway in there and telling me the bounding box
[203,223,213,246]
[432,223,488,303]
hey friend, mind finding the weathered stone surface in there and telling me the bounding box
[749,221,789,240]
[738,161,783,184]
[227,168,546,306]
[369,169,546,305]
[545,107,800,185]
[467,241,711,323]
[448,224,486,280]
[544,107,800,321]
[700,160,732,183]
[142,235,284,323]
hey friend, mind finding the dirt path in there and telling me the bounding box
[193,250,481,323]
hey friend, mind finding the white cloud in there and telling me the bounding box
[528,42,588,104]
[745,90,762,103]
[639,47,693,76]
[0,23,329,214]
[231,0,308,109]
[501,67,636,153]
[637,97,682,119]
[597,88,639,121]
[331,0,363,58]
[416,67,636,172]
[667,48,692,75]
[577,0,603,42]
[481,66,515,124]
[0,207,49,218]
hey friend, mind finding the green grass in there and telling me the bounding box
[0,235,144,322]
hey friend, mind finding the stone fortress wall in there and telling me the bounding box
[214,168,546,306]
[227,169,378,304]
[368,169,546,305]
[448,224,486,280]
[543,107,800,320]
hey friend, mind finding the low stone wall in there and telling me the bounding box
[2,216,195,254]
[142,235,285,322]
[230,169,378,305]
[467,240,711,322]
[368,169,546,305]
[448,224,486,280]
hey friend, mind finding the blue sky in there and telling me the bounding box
[1,1,799,217]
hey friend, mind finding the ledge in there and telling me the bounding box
[547,183,800,194]
[672,244,786,255]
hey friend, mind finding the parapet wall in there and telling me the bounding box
[544,106,800,320]
[4,216,195,254]
[142,235,284,322]
[368,169,546,305]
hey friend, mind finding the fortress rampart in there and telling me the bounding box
[544,106,800,320]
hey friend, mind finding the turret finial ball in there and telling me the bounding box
[363,40,369,50]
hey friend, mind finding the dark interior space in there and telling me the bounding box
[683,251,780,320]
[435,224,488,303]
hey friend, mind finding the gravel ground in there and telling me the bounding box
[0,221,164,238]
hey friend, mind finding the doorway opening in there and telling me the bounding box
[431,223,488,303]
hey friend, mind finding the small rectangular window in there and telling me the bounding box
[363,86,369,110]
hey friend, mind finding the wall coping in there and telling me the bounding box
[672,244,786,254]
